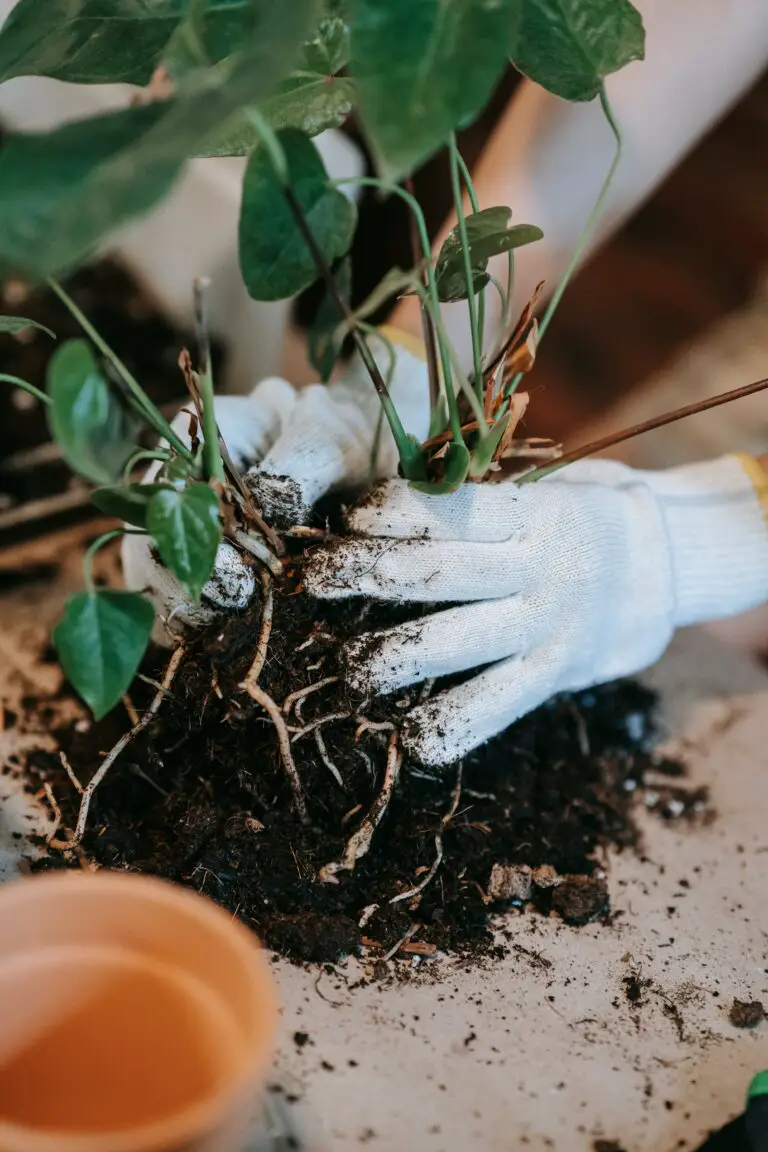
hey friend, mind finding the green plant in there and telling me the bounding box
[0,0,701,719]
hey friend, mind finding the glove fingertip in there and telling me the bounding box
[400,706,455,769]
[247,472,312,528]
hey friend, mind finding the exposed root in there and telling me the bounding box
[59,750,83,795]
[242,678,309,825]
[40,782,61,844]
[314,729,345,789]
[243,568,273,689]
[354,718,395,741]
[282,676,340,722]
[232,527,283,577]
[382,921,421,962]
[296,629,335,652]
[290,712,350,741]
[319,732,402,883]
[390,763,463,906]
[58,646,186,848]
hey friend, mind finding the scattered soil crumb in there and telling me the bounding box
[593,1142,627,1152]
[25,556,701,971]
[729,999,764,1029]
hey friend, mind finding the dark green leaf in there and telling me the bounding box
[308,256,352,382]
[509,0,645,102]
[53,589,154,720]
[146,483,221,601]
[344,266,419,330]
[163,0,281,80]
[468,415,509,478]
[198,13,354,155]
[412,441,470,494]
[435,209,543,302]
[0,314,55,338]
[351,0,517,180]
[239,128,357,301]
[0,1,314,281]
[0,0,184,85]
[91,483,169,528]
[47,339,138,485]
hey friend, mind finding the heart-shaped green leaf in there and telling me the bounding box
[201,14,355,155]
[239,128,357,301]
[47,339,138,486]
[509,0,645,103]
[146,484,221,602]
[351,0,517,181]
[411,441,470,494]
[308,256,352,382]
[435,209,544,302]
[91,483,170,529]
[53,590,154,720]
[0,0,184,85]
[0,315,55,338]
[0,1,314,281]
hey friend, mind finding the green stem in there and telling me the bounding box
[48,279,194,463]
[417,286,486,432]
[503,250,515,331]
[448,135,484,413]
[359,322,396,479]
[280,182,422,478]
[83,528,130,593]
[123,448,173,481]
[505,85,622,398]
[193,277,226,484]
[0,373,51,405]
[455,149,486,375]
[332,175,463,446]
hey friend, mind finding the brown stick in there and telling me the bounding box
[523,376,768,482]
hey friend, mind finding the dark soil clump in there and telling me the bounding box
[29,552,702,967]
[729,999,764,1029]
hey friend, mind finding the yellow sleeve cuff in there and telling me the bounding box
[734,452,768,526]
[376,324,426,363]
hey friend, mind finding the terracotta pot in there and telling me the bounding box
[0,871,278,1152]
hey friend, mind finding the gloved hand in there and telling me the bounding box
[121,329,429,638]
[305,454,768,767]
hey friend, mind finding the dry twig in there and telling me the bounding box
[319,732,402,883]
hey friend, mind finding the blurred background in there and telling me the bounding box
[1,51,768,548]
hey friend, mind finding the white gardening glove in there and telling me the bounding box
[246,327,430,525]
[305,454,768,767]
[122,328,430,640]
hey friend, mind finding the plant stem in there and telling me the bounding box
[48,279,194,463]
[0,373,51,405]
[333,175,463,446]
[449,136,484,409]
[193,277,226,484]
[122,448,173,481]
[280,183,423,477]
[506,84,622,398]
[83,528,129,592]
[521,376,768,483]
[405,177,441,419]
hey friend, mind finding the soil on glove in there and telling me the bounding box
[29,548,707,968]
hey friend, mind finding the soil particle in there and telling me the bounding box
[27,553,698,968]
[593,1142,627,1152]
[728,999,764,1028]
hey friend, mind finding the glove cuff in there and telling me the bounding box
[644,454,768,628]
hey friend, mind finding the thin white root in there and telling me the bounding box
[291,712,350,742]
[314,728,345,789]
[296,630,335,652]
[66,645,186,848]
[242,679,309,824]
[319,732,402,884]
[41,783,61,844]
[232,527,283,577]
[283,525,327,539]
[354,718,395,741]
[390,763,463,906]
[358,903,380,928]
[59,751,83,795]
[243,568,273,689]
[382,921,421,962]
[282,676,339,722]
